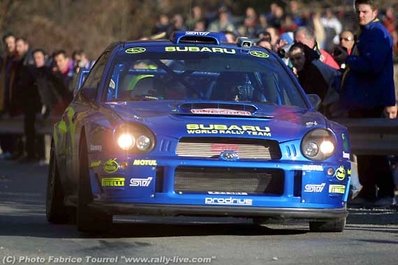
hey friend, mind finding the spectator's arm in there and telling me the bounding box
[346,28,392,74]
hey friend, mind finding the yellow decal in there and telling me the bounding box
[101,177,125,187]
[329,184,346,194]
[165,46,236,54]
[133,160,158,166]
[335,166,346,181]
[125,47,146,54]
[89,160,101,168]
[249,50,269,58]
[186,124,271,137]
[103,159,119,173]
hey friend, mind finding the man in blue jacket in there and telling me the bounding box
[341,0,396,207]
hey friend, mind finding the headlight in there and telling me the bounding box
[117,133,135,151]
[301,129,336,160]
[136,135,152,151]
[115,124,155,153]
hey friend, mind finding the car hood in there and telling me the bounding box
[105,101,327,141]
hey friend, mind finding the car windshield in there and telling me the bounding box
[104,45,307,108]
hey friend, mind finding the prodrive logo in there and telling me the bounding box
[205,197,253,206]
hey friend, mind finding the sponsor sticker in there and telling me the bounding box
[329,184,346,194]
[103,159,119,173]
[249,50,269,58]
[302,165,324,171]
[165,46,236,54]
[304,183,326,193]
[89,160,101,168]
[133,160,157,166]
[305,121,318,127]
[186,124,271,137]
[343,152,350,159]
[208,191,248,195]
[185,31,209,36]
[335,166,346,181]
[205,197,252,206]
[89,144,102,152]
[125,47,146,54]
[101,177,125,187]
[129,177,153,187]
[191,108,251,116]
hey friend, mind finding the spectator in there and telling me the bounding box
[151,14,170,36]
[32,49,59,118]
[332,30,356,69]
[193,19,207,32]
[341,0,397,207]
[0,33,18,160]
[51,50,74,112]
[13,37,39,162]
[320,7,343,52]
[289,42,342,118]
[186,5,205,30]
[265,2,284,29]
[221,30,238,44]
[286,0,306,27]
[72,49,94,74]
[207,6,236,33]
[274,32,294,66]
[256,32,272,50]
[168,14,187,35]
[288,43,328,104]
[294,26,340,69]
[237,7,262,39]
[265,26,280,48]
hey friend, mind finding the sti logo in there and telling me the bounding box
[129,177,153,187]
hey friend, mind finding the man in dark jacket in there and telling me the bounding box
[341,0,396,207]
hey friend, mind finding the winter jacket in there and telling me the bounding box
[340,19,395,110]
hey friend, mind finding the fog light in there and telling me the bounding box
[327,167,335,176]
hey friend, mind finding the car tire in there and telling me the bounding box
[309,218,346,232]
[46,143,70,224]
[77,134,112,233]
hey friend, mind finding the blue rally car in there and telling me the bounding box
[46,31,351,233]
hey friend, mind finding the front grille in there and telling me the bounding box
[176,138,281,160]
[175,167,284,195]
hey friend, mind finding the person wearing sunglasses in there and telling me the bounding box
[332,30,356,69]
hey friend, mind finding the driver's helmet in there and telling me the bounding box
[213,72,254,101]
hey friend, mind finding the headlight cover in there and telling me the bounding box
[115,124,155,153]
[301,129,336,160]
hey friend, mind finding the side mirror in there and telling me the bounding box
[73,70,90,98]
[307,94,321,110]
[79,88,97,102]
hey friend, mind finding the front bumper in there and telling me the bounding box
[90,202,348,221]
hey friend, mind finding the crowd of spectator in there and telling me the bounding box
[0,33,93,163]
[0,0,397,207]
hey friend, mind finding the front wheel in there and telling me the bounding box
[46,143,69,224]
[309,218,346,232]
[77,135,112,233]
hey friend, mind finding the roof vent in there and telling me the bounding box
[171,31,226,45]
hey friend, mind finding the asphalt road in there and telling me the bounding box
[0,159,397,265]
